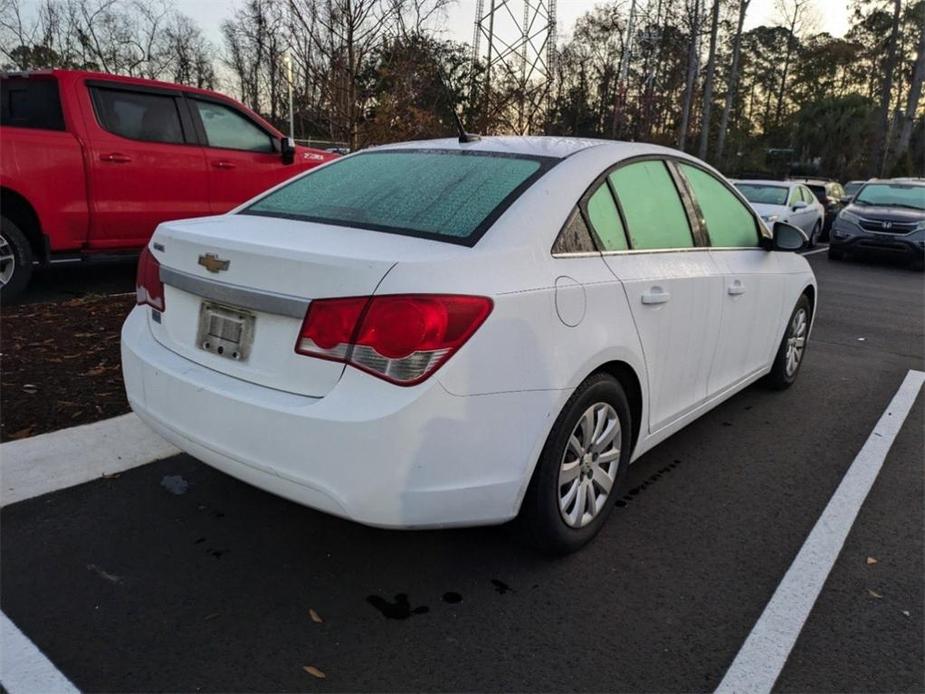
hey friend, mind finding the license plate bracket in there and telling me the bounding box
[196,301,255,362]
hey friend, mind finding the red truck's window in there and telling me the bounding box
[0,78,65,131]
[192,100,273,153]
[91,88,185,144]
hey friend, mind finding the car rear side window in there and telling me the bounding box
[552,208,597,254]
[586,183,628,251]
[92,88,185,144]
[679,164,759,248]
[245,150,550,245]
[193,100,273,153]
[0,78,65,131]
[608,161,693,250]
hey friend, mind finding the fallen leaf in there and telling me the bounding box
[303,666,326,679]
[309,608,324,623]
[867,589,883,599]
[866,556,878,565]
[21,384,37,394]
[204,613,220,621]
[102,472,121,480]
[8,426,35,440]
[901,610,910,618]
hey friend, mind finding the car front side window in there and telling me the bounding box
[193,100,274,153]
[609,160,693,250]
[678,164,760,248]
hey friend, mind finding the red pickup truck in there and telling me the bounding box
[0,69,338,298]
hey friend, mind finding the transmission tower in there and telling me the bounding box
[471,0,557,134]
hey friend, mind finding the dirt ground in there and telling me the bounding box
[1,294,135,442]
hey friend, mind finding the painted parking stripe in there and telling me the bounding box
[716,369,925,694]
[0,612,78,694]
[800,247,828,256]
[1,413,178,507]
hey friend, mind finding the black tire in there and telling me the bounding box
[828,246,845,261]
[0,216,34,301]
[764,294,811,390]
[807,221,820,248]
[516,373,633,554]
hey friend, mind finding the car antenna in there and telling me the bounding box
[435,63,481,144]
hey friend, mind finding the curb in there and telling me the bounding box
[1,413,178,507]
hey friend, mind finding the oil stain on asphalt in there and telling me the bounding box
[366,593,430,619]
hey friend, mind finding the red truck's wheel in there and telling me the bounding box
[0,216,34,301]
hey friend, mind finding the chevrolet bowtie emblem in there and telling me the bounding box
[198,253,230,273]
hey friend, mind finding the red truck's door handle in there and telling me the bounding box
[100,152,132,163]
[211,160,236,169]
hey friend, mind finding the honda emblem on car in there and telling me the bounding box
[198,253,230,273]
[881,221,892,230]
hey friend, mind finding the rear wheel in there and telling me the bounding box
[765,295,811,390]
[517,373,632,554]
[0,216,34,301]
[807,221,820,248]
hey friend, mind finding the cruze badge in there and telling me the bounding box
[198,253,230,273]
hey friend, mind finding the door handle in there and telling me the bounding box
[100,152,131,163]
[641,289,671,305]
[212,160,236,169]
[727,281,746,296]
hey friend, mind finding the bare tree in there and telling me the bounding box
[772,0,815,125]
[715,0,750,165]
[696,0,721,159]
[891,10,925,168]
[677,0,702,150]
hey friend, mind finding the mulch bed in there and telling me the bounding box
[1,294,136,443]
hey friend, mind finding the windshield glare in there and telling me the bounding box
[735,184,788,206]
[243,150,550,244]
[854,183,925,210]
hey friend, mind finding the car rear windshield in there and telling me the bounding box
[243,149,552,245]
[0,77,65,131]
[854,183,925,211]
[735,184,788,206]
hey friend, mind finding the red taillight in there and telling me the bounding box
[136,246,165,311]
[296,294,493,385]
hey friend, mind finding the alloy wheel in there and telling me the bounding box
[785,308,807,377]
[0,233,15,287]
[558,402,621,528]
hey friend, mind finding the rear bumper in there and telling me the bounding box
[121,307,565,528]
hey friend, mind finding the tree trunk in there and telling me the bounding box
[697,0,721,160]
[773,4,800,126]
[890,14,925,170]
[716,0,750,165]
[677,0,701,150]
[870,0,902,177]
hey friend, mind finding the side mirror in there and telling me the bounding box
[280,136,296,165]
[791,200,808,211]
[766,221,807,252]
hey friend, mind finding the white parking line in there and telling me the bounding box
[1,413,178,507]
[716,369,925,694]
[0,612,78,694]
[800,247,828,256]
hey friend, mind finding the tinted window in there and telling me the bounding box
[92,88,184,144]
[737,184,788,206]
[609,161,692,249]
[586,183,628,251]
[0,78,65,130]
[680,164,758,248]
[194,100,273,152]
[552,209,597,254]
[246,150,548,243]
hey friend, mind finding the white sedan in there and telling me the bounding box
[122,137,816,553]
[733,179,825,247]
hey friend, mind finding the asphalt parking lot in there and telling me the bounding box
[1,249,922,692]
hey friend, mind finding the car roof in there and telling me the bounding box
[732,179,794,188]
[371,136,690,161]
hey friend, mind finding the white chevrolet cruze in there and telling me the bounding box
[122,137,816,553]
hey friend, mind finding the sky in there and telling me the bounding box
[181,0,853,51]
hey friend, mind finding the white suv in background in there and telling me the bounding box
[733,180,825,247]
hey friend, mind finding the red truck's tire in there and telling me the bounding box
[0,216,34,301]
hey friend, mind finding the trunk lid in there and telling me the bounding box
[147,214,457,398]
